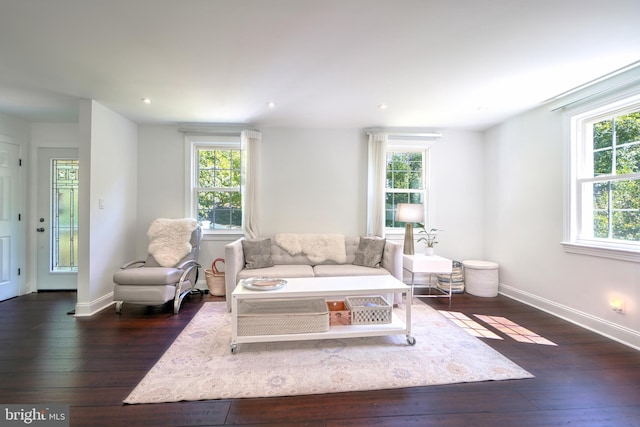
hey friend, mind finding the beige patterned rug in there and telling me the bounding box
[124,301,533,403]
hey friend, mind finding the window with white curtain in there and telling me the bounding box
[565,92,640,260]
[385,148,428,230]
[185,134,242,233]
[367,132,437,236]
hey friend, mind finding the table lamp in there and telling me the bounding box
[395,203,424,255]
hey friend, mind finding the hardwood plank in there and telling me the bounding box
[226,389,536,425]
[325,407,640,427]
[72,402,232,427]
[0,370,149,389]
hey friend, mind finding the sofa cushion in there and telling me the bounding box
[237,264,315,282]
[313,264,391,277]
[344,236,359,264]
[353,237,386,268]
[242,238,274,269]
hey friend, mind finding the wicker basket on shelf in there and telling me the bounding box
[345,296,392,325]
[237,298,329,336]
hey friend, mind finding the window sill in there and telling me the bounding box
[201,230,244,242]
[561,241,640,262]
[385,229,405,235]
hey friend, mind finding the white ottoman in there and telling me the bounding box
[462,260,499,297]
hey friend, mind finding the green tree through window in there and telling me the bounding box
[591,111,640,242]
[197,148,242,229]
[385,151,425,228]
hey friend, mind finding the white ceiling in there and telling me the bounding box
[0,0,639,130]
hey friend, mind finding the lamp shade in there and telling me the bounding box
[396,203,424,223]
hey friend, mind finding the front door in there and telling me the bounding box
[0,140,20,301]
[37,148,79,290]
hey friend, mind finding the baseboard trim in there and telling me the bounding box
[74,292,115,317]
[499,284,640,351]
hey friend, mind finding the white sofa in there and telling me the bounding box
[224,234,403,311]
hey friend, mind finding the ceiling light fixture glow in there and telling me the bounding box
[267,101,276,108]
[141,98,152,104]
[378,103,388,110]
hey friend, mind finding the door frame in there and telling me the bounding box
[36,147,79,291]
[0,134,25,300]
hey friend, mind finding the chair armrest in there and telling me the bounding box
[173,262,202,313]
[178,262,201,286]
[176,259,199,270]
[224,237,246,311]
[121,260,146,269]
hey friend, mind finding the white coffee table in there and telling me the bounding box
[230,275,414,354]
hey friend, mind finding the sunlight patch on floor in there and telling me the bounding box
[438,310,557,346]
[438,311,503,340]
[473,314,557,346]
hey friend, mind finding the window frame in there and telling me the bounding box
[384,140,433,235]
[184,134,243,236]
[563,91,640,261]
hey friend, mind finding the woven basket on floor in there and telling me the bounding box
[205,258,226,296]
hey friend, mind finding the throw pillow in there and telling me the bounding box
[242,238,274,269]
[353,237,386,268]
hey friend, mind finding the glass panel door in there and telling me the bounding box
[51,159,79,272]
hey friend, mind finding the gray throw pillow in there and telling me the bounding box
[353,237,386,268]
[242,238,274,269]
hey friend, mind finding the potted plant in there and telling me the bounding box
[417,224,440,255]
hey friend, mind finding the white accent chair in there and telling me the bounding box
[113,224,202,314]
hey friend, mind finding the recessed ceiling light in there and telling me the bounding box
[378,103,388,110]
[267,101,276,108]
[141,98,152,104]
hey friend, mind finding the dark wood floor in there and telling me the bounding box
[1,291,639,427]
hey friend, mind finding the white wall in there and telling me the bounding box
[0,112,30,140]
[76,100,137,316]
[430,129,485,261]
[30,123,78,147]
[136,125,188,250]
[259,128,365,235]
[137,125,485,285]
[484,103,640,349]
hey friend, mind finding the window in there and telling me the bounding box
[186,135,242,232]
[385,147,429,230]
[566,93,640,258]
[51,159,79,272]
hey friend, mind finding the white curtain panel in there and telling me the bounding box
[241,130,261,239]
[367,132,388,237]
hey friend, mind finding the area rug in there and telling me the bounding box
[124,301,533,404]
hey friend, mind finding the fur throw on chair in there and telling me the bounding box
[147,218,198,267]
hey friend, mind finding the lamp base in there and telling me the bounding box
[403,223,414,255]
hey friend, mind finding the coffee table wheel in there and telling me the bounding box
[407,335,416,346]
[230,344,237,354]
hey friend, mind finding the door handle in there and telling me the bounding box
[36,227,45,233]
